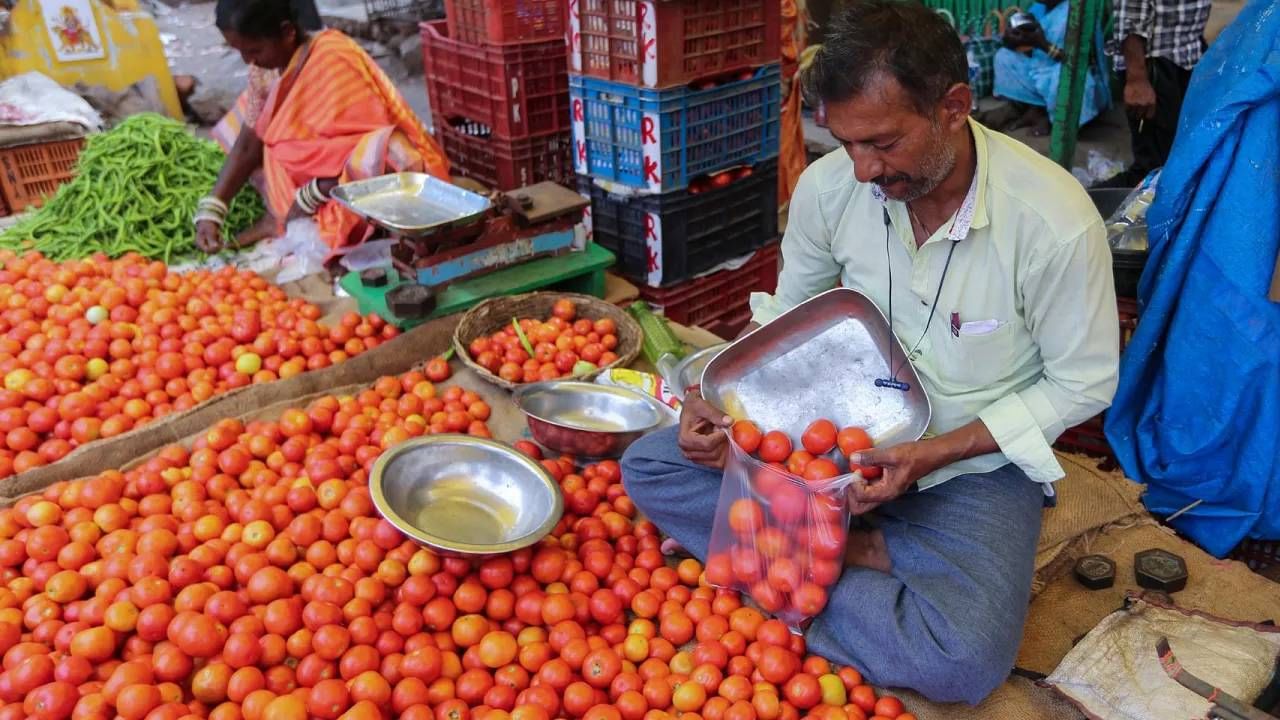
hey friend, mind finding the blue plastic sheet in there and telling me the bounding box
[1104,0,1280,557]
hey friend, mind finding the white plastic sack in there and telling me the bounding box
[334,239,395,274]
[1046,596,1280,720]
[0,72,103,130]
[265,218,328,283]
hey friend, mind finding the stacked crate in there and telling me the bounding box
[421,0,572,191]
[568,0,784,336]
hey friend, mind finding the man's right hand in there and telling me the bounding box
[195,220,224,254]
[1124,76,1157,120]
[678,391,734,469]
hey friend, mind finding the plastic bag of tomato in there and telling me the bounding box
[704,419,876,631]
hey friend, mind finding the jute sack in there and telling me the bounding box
[893,675,1084,720]
[1032,453,1147,594]
[1018,520,1280,676]
[898,520,1280,720]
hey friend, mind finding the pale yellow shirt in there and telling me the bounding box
[750,120,1120,492]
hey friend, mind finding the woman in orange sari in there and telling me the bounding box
[194,0,450,253]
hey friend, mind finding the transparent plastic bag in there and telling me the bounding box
[705,433,853,631]
[1106,169,1160,252]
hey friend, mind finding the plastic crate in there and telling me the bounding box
[436,120,572,191]
[0,138,83,214]
[365,0,443,22]
[569,65,780,193]
[444,0,565,44]
[580,159,777,287]
[569,0,781,88]
[1054,296,1140,466]
[421,21,569,140]
[1228,539,1280,574]
[637,242,779,330]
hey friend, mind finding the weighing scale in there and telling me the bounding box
[332,173,598,327]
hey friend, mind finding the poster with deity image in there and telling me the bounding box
[41,0,105,62]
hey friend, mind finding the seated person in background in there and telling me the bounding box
[196,0,449,253]
[991,0,1109,135]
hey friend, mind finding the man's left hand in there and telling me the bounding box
[847,440,952,514]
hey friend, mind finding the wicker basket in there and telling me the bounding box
[453,292,643,391]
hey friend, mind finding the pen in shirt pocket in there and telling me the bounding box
[950,312,960,337]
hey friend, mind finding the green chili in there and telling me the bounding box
[0,113,264,262]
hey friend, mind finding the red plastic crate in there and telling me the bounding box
[444,0,565,44]
[421,21,569,140]
[0,138,83,214]
[637,242,779,330]
[436,120,572,191]
[569,0,781,88]
[1054,296,1140,465]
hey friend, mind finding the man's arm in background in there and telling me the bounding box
[1115,0,1158,118]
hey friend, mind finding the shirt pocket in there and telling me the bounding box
[930,320,1020,390]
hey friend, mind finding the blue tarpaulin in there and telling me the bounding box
[1104,0,1280,557]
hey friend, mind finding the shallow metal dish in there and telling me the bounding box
[370,435,562,556]
[657,343,729,400]
[331,172,490,238]
[513,381,670,458]
[701,288,931,448]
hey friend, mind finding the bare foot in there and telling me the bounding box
[844,528,892,574]
[233,214,278,249]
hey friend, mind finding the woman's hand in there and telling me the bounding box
[286,200,309,224]
[195,220,224,254]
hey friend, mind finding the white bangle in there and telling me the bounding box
[194,210,225,226]
[198,196,229,214]
[295,179,327,215]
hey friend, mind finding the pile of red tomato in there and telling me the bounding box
[729,420,878,482]
[701,420,881,624]
[466,299,621,385]
[0,363,914,720]
[0,251,398,478]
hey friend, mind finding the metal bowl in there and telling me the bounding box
[370,435,563,556]
[657,343,729,400]
[513,381,669,458]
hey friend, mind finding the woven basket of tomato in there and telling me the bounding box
[454,292,643,390]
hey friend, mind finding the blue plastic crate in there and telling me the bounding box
[569,65,781,193]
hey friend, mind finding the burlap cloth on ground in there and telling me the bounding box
[1031,453,1147,594]
[897,475,1280,720]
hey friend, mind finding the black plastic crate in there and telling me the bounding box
[581,159,778,287]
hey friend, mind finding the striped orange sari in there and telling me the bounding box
[212,30,449,249]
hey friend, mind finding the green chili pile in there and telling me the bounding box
[0,113,263,263]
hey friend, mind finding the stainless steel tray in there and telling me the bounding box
[701,288,931,448]
[331,172,490,238]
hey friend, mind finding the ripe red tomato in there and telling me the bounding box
[731,421,763,454]
[836,427,873,457]
[802,458,840,483]
[801,419,838,455]
[758,431,793,464]
[783,673,822,710]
